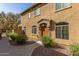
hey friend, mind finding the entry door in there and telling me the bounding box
[40,23,49,37]
[43,27,49,36]
[40,26,49,36]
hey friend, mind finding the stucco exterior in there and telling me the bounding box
[21,3,79,45]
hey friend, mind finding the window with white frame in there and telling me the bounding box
[28,13,31,19]
[56,22,69,39]
[34,8,40,16]
[55,3,70,10]
[32,26,37,34]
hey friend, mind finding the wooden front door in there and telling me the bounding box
[39,23,49,37]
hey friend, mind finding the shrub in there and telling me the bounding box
[6,32,28,44]
[6,32,18,40]
[15,34,28,44]
[6,32,18,37]
[41,36,53,48]
[70,44,79,56]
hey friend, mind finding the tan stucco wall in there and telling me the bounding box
[21,3,79,45]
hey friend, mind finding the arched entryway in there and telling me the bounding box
[39,23,49,37]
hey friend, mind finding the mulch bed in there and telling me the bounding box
[9,40,36,46]
[32,45,69,56]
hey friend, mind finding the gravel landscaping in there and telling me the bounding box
[32,45,69,56]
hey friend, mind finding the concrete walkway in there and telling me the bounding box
[0,37,41,56]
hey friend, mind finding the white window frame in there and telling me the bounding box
[34,8,40,16]
[55,3,70,10]
[32,26,37,34]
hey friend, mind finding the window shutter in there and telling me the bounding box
[49,20,55,31]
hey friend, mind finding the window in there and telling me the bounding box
[32,26,37,34]
[34,8,40,16]
[28,13,31,19]
[56,26,62,38]
[56,3,70,10]
[22,27,26,34]
[56,22,69,39]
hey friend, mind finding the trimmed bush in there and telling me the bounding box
[6,32,18,40]
[15,34,28,44]
[41,36,53,48]
[6,32,18,37]
[70,44,79,56]
[6,32,28,44]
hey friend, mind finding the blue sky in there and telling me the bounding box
[0,3,33,14]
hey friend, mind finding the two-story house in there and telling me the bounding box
[20,3,79,45]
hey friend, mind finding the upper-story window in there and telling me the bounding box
[55,3,70,10]
[34,8,40,16]
[28,13,31,19]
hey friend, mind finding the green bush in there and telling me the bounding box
[15,34,28,44]
[6,32,18,40]
[70,44,79,56]
[6,32,18,37]
[6,32,28,44]
[41,36,52,48]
